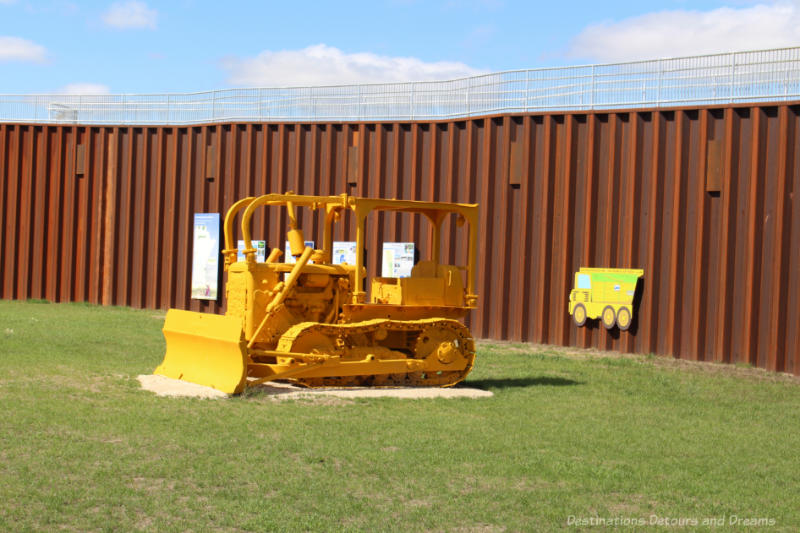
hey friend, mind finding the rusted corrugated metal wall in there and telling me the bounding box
[2,103,799,373]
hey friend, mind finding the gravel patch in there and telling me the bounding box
[138,374,493,399]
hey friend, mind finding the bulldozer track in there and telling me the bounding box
[273,318,476,388]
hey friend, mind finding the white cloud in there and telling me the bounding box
[568,2,800,62]
[59,83,111,95]
[221,44,483,87]
[102,1,157,30]
[0,36,47,63]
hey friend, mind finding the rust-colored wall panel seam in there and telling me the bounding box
[767,107,791,371]
[57,128,75,302]
[713,109,736,363]
[115,129,132,305]
[792,107,800,373]
[17,126,33,300]
[690,111,710,360]
[390,125,403,241]
[160,128,177,308]
[101,128,115,306]
[86,128,98,302]
[177,128,194,311]
[130,129,146,307]
[5,126,20,298]
[642,112,663,354]
[0,125,6,296]
[493,118,511,339]
[42,127,62,300]
[196,128,209,270]
[622,113,640,353]
[534,116,554,343]
[578,115,597,348]
[742,109,765,365]
[48,127,65,301]
[555,115,575,346]
[72,129,87,302]
[87,129,101,303]
[475,118,494,338]
[147,129,165,309]
[665,111,685,356]
[516,116,533,341]
[0,125,7,298]
[601,115,619,350]
[30,126,46,300]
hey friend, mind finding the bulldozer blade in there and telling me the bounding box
[155,309,248,394]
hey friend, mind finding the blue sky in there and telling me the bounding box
[2,0,800,94]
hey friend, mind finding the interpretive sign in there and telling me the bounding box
[237,240,266,262]
[191,213,220,300]
[333,241,357,265]
[284,240,316,263]
[381,242,415,278]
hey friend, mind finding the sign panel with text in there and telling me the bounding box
[191,213,220,300]
[284,240,316,263]
[381,242,415,278]
[332,241,357,265]
[237,240,266,262]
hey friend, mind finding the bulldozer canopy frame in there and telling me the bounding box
[221,193,479,306]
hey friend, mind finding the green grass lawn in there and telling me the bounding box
[1,300,799,532]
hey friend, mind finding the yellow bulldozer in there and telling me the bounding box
[155,193,480,394]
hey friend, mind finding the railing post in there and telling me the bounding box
[590,64,595,109]
[525,70,529,112]
[211,90,217,121]
[657,59,663,108]
[785,69,789,101]
[410,83,415,120]
[730,52,736,103]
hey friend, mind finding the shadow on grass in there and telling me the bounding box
[465,376,584,390]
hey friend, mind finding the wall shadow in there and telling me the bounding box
[626,276,646,336]
[464,376,583,390]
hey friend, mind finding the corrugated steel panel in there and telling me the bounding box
[1,102,799,374]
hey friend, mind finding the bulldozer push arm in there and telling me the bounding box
[155,192,480,394]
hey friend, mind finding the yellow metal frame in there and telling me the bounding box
[224,192,479,308]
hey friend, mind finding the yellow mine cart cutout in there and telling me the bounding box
[568,268,644,331]
[155,193,479,394]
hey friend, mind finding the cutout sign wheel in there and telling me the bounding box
[572,303,587,327]
[602,306,616,330]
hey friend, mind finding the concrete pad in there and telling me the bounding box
[138,374,228,399]
[137,374,492,399]
[279,386,494,399]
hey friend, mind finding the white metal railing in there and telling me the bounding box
[2,47,799,125]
